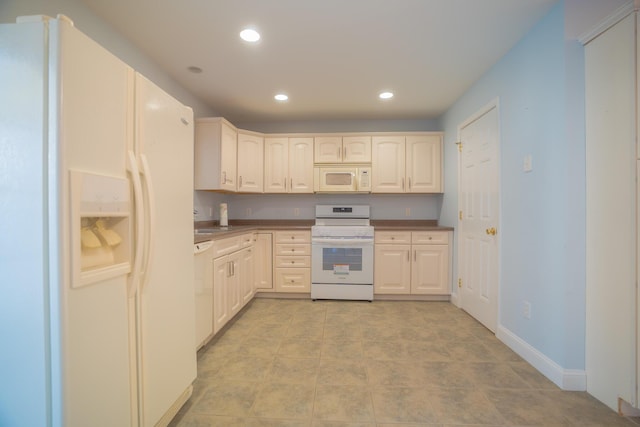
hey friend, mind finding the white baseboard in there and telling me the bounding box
[450,291,460,307]
[496,325,586,391]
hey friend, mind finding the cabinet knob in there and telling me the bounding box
[485,227,497,236]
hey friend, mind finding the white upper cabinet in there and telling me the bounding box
[264,137,313,193]
[314,135,371,163]
[237,131,264,192]
[406,135,442,193]
[314,136,342,163]
[264,137,289,193]
[372,136,406,192]
[195,118,237,191]
[372,134,442,193]
[196,116,442,194]
[289,138,314,193]
[343,136,372,163]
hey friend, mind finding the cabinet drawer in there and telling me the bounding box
[275,268,311,292]
[374,231,412,244]
[412,231,449,245]
[239,232,255,247]
[212,236,242,258]
[275,255,310,268]
[275,230,311,244]
[275,243,311,256]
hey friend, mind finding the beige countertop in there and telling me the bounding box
[194,220,453,243]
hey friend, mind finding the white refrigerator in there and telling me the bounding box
[0,15,196,427]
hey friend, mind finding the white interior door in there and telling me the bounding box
[458,101,500,332]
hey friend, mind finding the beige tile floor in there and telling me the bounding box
[170,298,640,426]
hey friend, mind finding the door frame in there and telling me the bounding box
[454,97,502,331]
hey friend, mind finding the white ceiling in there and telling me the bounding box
[79,0,558,123]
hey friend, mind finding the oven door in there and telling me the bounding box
[311,238,374,284]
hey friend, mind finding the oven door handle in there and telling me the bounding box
[312,238,374,246]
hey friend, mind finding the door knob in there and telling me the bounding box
[485,227,497,236]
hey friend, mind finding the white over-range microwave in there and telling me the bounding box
[314,166,372,193]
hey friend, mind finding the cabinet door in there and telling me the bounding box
[343,136,371,163]
[264,137,289,193]
[411,245,449,294]
[314,136,342,163]
[237,132,264,192]
[289,137,314,193]
[227,251,242,317]
[374,244,411,294]
[220,122,238,191]
[372,136,405,192]
[212,256,229,334]
[254,233,273,290]
[240,247,255,305]
[194,119,237,191]
[406,135,442,193]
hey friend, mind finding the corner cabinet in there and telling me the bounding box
[372,134,442,193]
[264,137,314,193]
[195,117,237,191]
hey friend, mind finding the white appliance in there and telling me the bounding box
[314,166,372,193]
[0,15,196,427]
[311,205,375,301]
[194,240,214,349]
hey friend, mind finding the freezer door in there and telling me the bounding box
[54,18,136,427]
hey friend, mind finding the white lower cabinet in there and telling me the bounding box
[275,268,311,292]
[374,230,450,295]
[212,233,255,335]
[374,243,411,294]
[411,244,448,294]
[254,232,273,291]
[212,255,230,334]
[274,230,311,293]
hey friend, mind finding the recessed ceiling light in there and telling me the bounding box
[240,28,260,42]
[379,91,394,99]
[187,66,203,74]
[274,94,289,101]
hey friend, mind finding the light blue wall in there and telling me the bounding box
[439,1,586,370]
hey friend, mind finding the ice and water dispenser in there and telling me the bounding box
[70,170,131,288]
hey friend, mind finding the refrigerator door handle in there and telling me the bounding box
[127,150,145,297]
[140,153,156,291]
